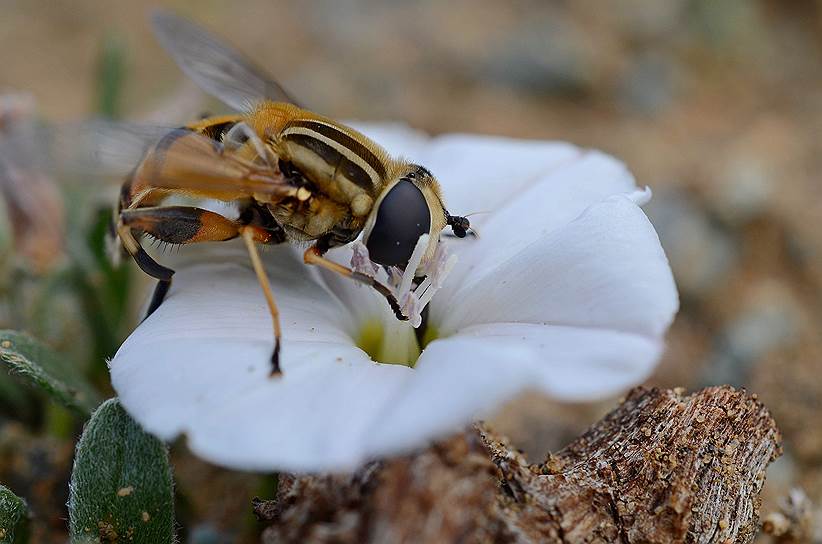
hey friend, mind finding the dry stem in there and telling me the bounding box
[257,386,782,543]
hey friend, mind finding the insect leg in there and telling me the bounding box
[115,187,177,282]
[121,205,282,245]
[122,206,239,243]
[303,245,408,321]
[120,205,239,308]
[143,278,172,321]
[117,221,175,280]
[241,228,283,377]
[120,205,284,374]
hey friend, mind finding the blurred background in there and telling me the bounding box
[1,0,821,541]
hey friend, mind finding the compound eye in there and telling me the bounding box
[365,180,431,267]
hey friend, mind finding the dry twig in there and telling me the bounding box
[257,386,782,543]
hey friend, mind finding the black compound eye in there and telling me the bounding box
[366,180,431,267]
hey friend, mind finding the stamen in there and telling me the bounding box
[374,266,390,286]
[386,267,403,289]
[402,237,457,324]
[399,291,422,328]
[422,244,447,285]
[398,234,429,302]
[349,235,457,328]
[414,276,432,300]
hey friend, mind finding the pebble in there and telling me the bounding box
[645,188,737,298]
[619,52,677,115]
[702,282,800,387]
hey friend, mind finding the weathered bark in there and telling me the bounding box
[257,386,782,543]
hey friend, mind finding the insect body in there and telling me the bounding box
[114,12,470,375]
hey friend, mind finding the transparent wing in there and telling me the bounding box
[47,120,172,183]
[151,10,299,112]
[47,120,294,197]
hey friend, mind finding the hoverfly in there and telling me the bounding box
[107,11,471,375]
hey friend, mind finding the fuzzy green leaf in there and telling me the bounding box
[0,330,101,416]
[69,399,174,543]
[0,484,29,544]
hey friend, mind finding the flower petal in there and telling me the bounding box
[418,134,584,219]
[130,243,356,347]
[111,243,416,471]
[115,335,412,471]
[460,150,640,255]
[365,320,663,456]
[450,322,662,400]
[437,148,642,289]
[364,335,542,456]
[431,195,678,340]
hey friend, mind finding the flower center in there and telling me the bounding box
[356,318,420,367]
[348,237,456,367]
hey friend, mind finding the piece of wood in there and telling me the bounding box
[257,386,782,543]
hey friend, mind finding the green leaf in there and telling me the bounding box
[0,484,29,544]
[69,398,174,544]
[0,330,101,417]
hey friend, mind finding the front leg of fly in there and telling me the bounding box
[304,235,409,322]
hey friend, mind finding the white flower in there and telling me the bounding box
[110,124,678,472]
